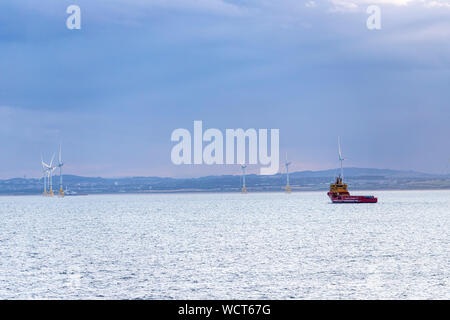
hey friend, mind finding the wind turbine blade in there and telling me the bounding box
[50,153,55,167]
[41,154,46,168]
[41,158,50,168]
[59,144,62,164]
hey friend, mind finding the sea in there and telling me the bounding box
[0,190,448,299]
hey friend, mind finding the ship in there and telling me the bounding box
[63,187,88,197]
[328,138,378,204]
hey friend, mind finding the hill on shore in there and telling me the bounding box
[1,168,449,195]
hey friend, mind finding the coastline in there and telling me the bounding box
[1,187,449,197]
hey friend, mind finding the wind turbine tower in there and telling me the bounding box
[338,136,345,182]
[48,153,56,196]
[285,153,291,193]
[241,164,247,193]
[41,155,48,196]
[42,170,47,195]
[57,144,64,197]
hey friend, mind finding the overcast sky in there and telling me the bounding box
[0,0,449,178]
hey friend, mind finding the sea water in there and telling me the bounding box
[0,190,448,299]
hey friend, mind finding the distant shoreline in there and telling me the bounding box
[1,167,449,196]
[1,187,449,197]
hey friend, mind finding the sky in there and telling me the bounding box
[0,0,449,178]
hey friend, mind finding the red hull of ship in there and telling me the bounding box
[328,192,378,203]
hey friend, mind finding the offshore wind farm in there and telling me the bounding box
[40,145,65,197]
[3,167,449,196]
[26,137,448,197]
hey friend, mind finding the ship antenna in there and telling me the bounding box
[338,136,345,181]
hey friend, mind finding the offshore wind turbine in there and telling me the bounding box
[338,136,345,182]
[241,164,247,193]
[285,153,291,193]
[57,144,64,197]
